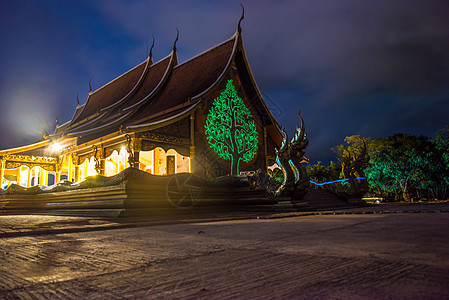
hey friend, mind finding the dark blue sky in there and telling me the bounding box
[1,0,448,163]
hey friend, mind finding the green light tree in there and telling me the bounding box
[204,79,258,175]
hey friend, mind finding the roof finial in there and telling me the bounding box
[89,78,92,93]
[76,91,80,106]
[56,115,59,126]
[238,4,245,33]
[149,35,155,58]
[173,27,179,52]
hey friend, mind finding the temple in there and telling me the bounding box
[0,20,283,190]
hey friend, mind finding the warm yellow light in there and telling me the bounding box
[49,142,62,152]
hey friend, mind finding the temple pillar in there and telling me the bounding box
[55,156,61,184]
[68,155,73,182]
[153,150,160,175]
[99,147,105,176]
[42,169,48,186]
[16,166,22,187]
[27,167,32,188]
[33,167,38,186]
[133,151,140,169]
[133,138,141,169]
[36,167,41,185]
[99,159,105,176]
[74,165,79,182]
[73,156,79,182]
[0,159,5,189]
[190,114,195,173]
[84,158,88,178]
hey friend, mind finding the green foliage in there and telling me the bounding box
[329,129,449,201]
[204,80,258,175]
[334,135,374,166]
[436,125,449,168]
[365,132,449,201]
[307,161,341,182]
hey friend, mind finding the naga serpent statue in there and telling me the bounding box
[340,136,370,199]
[274,109,310,199]
[324,136,370,200]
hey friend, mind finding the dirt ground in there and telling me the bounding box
[1,208,449,299]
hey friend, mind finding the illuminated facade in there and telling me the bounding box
[0,24,283,189]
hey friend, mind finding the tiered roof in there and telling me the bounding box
[53,28,280,142]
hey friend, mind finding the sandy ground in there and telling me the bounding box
[1,207,449,299]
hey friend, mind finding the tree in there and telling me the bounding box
[366,134,434,201]
[363,138,396,198]
[204,79,259,175]
[306,161,341,182]
[332,131,449,201]
[332,135,370,196]
[431,125,449,199]
[306,161,328,182]
[436,125,449,168]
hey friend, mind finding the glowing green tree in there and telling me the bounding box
[205,79,258,175]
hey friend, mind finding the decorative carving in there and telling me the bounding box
[104,145,122,158]
[274,109,310,199]
[2,154,59,172]
[140,140,190,157]
[193,140,229,178]
[92,145,101,174]
[288,110,310,199]
[147,117,190,139]
[140,141,158,152]
[125,134,135,168]
[133,138,142,152]
[139,132,189,145]
[79,154,92,165]
[247,169,281,199]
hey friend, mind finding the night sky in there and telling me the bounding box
[1,0,448,163]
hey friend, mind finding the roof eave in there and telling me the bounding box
[122,52,176,112]
[190,32,239,103]
[124,100,201,133]
[0,140,50,156]
[234,32,282,130]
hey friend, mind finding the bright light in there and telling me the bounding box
[49,142,62,152]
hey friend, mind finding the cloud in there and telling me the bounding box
[0,0,448,162]
[241,0,449,161]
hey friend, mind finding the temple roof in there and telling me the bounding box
[54,28,280,141]
[126,37,236,130]
[72,62,146,124]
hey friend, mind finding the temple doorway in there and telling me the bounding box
[79,156,97,181]
[105,147,129,177]
[139,147,190,175]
